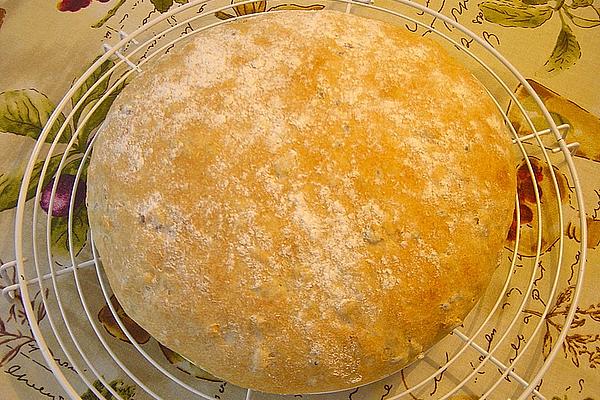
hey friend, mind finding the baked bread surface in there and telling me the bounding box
[87,10,516,394]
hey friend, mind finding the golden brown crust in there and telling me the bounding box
[87,10,516,394]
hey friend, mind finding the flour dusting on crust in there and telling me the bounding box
[87,10,516,394]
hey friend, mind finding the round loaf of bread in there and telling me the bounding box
[87,10,516,394]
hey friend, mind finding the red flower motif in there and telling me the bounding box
[57,0,110,12]
[57,0,91,12]
[507,157,544,242]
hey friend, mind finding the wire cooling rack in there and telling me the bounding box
[0,0,588,399]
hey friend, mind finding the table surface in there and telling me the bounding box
[0,0,599,399]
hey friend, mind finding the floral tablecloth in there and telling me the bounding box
[0,0,598,399]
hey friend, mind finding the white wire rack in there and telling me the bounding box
[1,0,588,399]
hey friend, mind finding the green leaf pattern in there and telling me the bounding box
[150,0,175,13]
[51,204,89,258]
[571,0,594,8]
[80,379,136,400]
[0,89,71,144]
[0,53,128,266]
[479,1,554,28]
[72,58,115,127]
[478,0,599,72]
[522,0,550,5]
[78,80,127,148]
[545,23,582,72]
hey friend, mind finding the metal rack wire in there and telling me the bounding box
[1,0,588,399]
